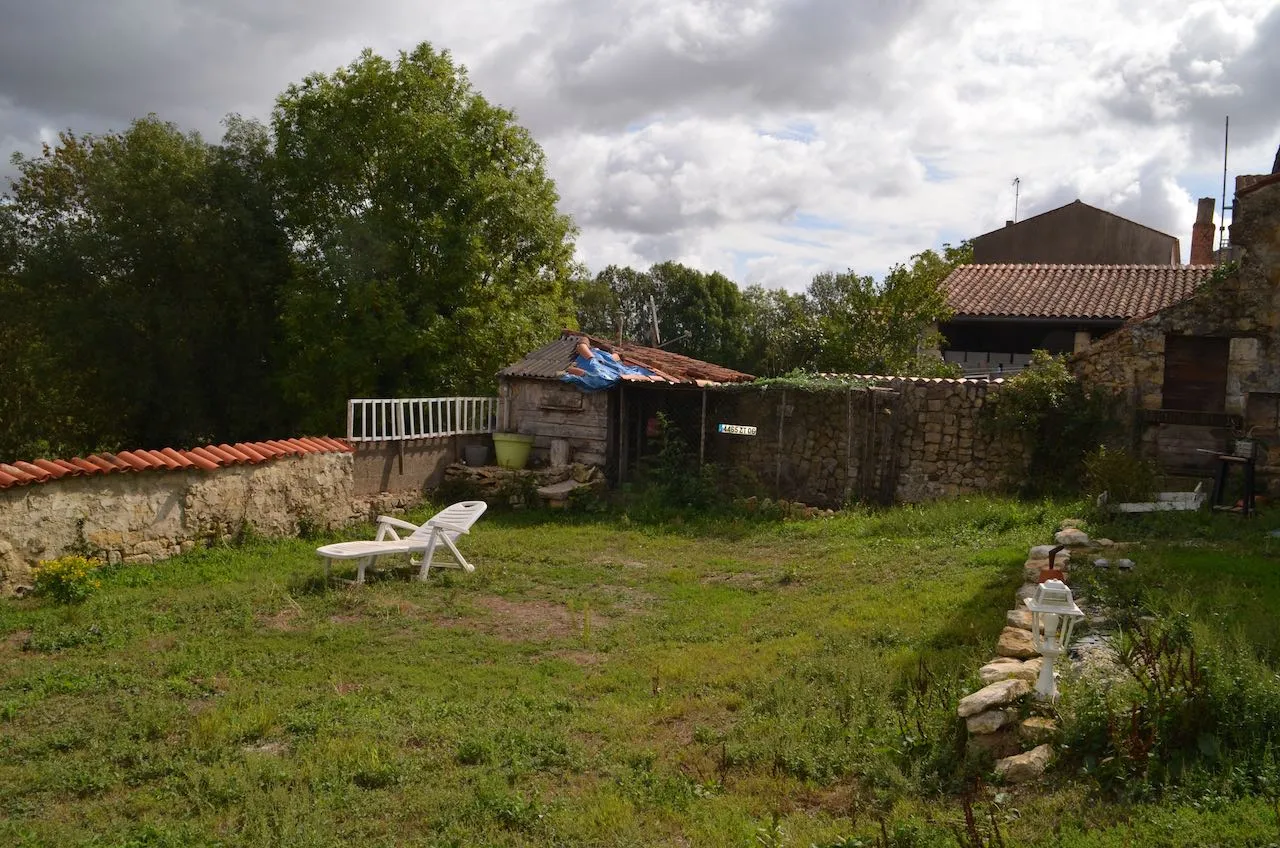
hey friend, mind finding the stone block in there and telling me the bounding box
[967,709,1015,734]
[957,678,1031,717]
[968,728,1022,759]
[996,626,1039,659]
[995,744,1053,783]
[1006,609,1032,631]
[1054,528,1090,546]
[1019,716,1060,745]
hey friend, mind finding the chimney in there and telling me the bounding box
[1005,220,1015,227]
[1190,197,1215,265]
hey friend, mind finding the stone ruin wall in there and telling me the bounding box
[711,379,1020,508]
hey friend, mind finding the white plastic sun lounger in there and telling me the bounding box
[315,500,487,584]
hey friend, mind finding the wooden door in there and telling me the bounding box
[1162,335,1229,412]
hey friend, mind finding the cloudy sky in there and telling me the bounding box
[2,0,1277,288]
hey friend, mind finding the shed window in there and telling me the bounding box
[1162,335,1228,412]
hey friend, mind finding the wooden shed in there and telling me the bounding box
[497,331,754,475]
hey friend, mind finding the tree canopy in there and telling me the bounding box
[574,244,968,378]
[0,43,579,460]
[0,41,970,462]
[272,45,577,430]
[2,115,291,457]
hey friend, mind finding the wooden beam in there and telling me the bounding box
[618,386,628,483]
[699,389,707,465]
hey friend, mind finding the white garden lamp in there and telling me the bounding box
[1025,579,1084,701]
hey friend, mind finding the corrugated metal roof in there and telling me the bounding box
[498,335,581,380]
[0,437,352,490]
[943,264,1213,321]
[498,331,755,386]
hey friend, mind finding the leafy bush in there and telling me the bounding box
[1084,445,1159,504]
[983,350,1118,495]
[32,554,104,605]
[1062,614,1280,798]
[646,412,724,512]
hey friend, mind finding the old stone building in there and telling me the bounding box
[1071,170,1280,487]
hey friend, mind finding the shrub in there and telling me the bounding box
[32,554,104,605]
[648,412,723,512]
[1084,445,1159,504]
[1061,613,1280,798]
[983,350,1118,495]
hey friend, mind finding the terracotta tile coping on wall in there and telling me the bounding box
[0,437,353,490]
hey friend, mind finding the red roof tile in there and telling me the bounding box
[31,459,73,479]
[0,437,354,490]
[943,264,1213,321]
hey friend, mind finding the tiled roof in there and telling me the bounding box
[943,264,1213,321]
[499,330,755,386]
[0,437,352,490]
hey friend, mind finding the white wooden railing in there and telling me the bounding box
[346,397,501,442]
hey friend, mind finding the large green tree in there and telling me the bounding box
[3,116,291,458]
[738,284,816,376]
[806,244,968,376]
[272,44,578,430]
[574,261,748,368]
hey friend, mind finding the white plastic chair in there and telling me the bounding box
[315,501,488,584]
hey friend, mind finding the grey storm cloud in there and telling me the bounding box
[480,0,927,133]
[1,0,1277,284]
[1099,3,1280,155]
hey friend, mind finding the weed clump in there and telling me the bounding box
[32,554,104,605]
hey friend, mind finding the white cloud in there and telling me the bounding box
[1,0,1278,288]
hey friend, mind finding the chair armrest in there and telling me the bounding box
[428,519,471,535]
[377,515,422,532]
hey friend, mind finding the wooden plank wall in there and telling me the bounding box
[502,378,611,466]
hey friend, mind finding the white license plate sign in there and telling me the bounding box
[717,424,757,436]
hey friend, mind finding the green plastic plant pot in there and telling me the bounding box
[492,432,535,469]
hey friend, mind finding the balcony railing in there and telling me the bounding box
[346,397,501,442]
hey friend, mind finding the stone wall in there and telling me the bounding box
[0,452,362,595]
[708,378,1019,507]
[352,435,491,495]
[1072,178,1280,489]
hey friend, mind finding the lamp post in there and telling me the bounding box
[1025,579,1084,701]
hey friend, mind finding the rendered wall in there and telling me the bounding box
[0,452,362,595]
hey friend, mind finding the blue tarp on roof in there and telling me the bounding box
[561,347,656,391]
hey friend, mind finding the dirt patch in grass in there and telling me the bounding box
[793,783,858,817]
[548,649,606,666]
[2,630,32,652]
[243,741,289,756]
[702,571,770,590]
[258,608,302,631]
[370,597,425,617]
[448,596,585,642]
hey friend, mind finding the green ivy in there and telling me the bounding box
[983,350,1119,495]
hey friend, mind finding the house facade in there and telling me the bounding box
[939,199,1212,376]
[1071,171,1280,485]
[939,264,1212,375]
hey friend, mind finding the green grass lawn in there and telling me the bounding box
[1,499,1278,847]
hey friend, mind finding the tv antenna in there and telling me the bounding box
[1219,116,1231,252]
[647,294,661,347]
[1012,177,1021,222]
